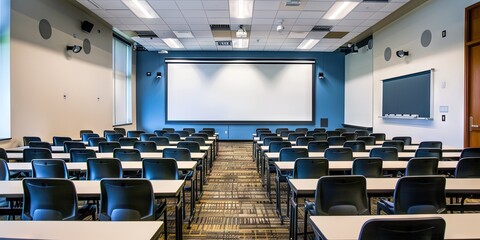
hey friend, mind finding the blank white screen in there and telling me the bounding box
[167,61,313,122]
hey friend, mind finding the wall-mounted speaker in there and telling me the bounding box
[81,21,94,33]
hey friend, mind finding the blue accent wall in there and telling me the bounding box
[136,51,345,140]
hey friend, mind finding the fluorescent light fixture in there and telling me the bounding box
[229,0,254,19]
[162,38,184,49]
[233,38,249,48]
[173,31,194,38]
[323,1,360,20]
[297,39,320,50]
[122,0,159,19]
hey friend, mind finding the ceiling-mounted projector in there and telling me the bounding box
[236,25,248,38]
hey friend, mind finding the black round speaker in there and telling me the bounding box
[384,47,392,61]
[83,38,91,54]
[39,19,52,40]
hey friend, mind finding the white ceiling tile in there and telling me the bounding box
[344,11,375,20]
[352,26,369,33]
[291,25,312,31]
[370,11,391,20]
[114,24,130,30]
[201,46,218,50]
[360,19,378,27]
[355,2,388,12]
[298,11,324,19]
[185,17,209,25]
[149,1,179,10]
[106,10,137,18]
[103,17,123,25]
[253,1,281,10]
[141,18,167,25]
[337,19,362,27]
[230,18,253,25]
[304,2,333,11]
[330,25,356,32]
[127,24,151,31]
[181,10,207,18]
[207,18,230,24]
[163,18,188,25]
[155,10,183,18]
[251,24,273,30]
[206,10,229,18]
[250,31,270,37]
[193,31,213,37]
[253,11,277,19]
[294,18,318,25]
[382,2,405,12]
[202,1,229,10]
[316,19,340,25]
[249,45,266,50]
[252,18,275,25]
[189,24,212,30]
[148,24,171,30]
[168,24,191,30]
[267,32,287,39]
[176,1,204,9]
[306,31,327,38]
[283,38,302,44]
[196,37,215,42]
[121,18,144,24]
[276,11,301,19]
[217,46,233,50]
[96,0,128,10]
[90,9,112,18]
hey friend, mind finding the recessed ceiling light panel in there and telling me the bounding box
[323,1,360,20]
[122,0,159,19]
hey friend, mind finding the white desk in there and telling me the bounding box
[7,161,197,172]
[265,151,461,161]
[6,152,207,161]
[260,145,463,152]
[6,145,210,152]
[309,214,480,240]
[0,221,164,240]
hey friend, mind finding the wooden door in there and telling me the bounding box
[465,2,480,147]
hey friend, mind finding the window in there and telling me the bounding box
[113,35,132,125]
[0,0,11,139]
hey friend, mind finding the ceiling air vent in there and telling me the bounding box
[311,25,333,32]
[324,32,349,39]
[285,0,301,6]
[210,24,231,31]
[216,41,232,46]
[134,31,158,38]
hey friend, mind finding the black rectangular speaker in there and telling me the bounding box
[320,118,328,128]
[81,21,94,33]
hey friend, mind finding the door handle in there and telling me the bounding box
[470,116,479,131]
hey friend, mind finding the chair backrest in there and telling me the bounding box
[52,136,72,147]
[405,157,439,176]
[87,158,123,180]
[99,179,154,221]
[460,147,480,158]
[369,147,398,161]
[312,133,328,141]
[81,133,99,142]
[80,130,94,138]
[103,130,117,138]
[313,176,369,215]
[202,127,215,132]
[343,140,366,152]
[154,130,167,136]
[295,128,308,133]
[293,158,328,179]
[296,136,314,146]
[162,148,192,161]
[382,140,405,152]
[127,130,145,138]
[335,128,347,134]
[268,141,292,152]
[142,158,179,180]
[280,130,294,137]
[199,130,214,137]
[306,130,317,136]
[352,158,383,178]
[23,136,41,146]
[369,133,386,141]
[392,136,412,145]
[98,142,121,153]
[356,136,376,145]
[307,141,329,152]
[64,141,86,153]
[183,128,196,134]
[327,136,347,146]
[88,137,107,147]
[164,133,181,141]
[149,137,170,146]
[455,157,480,178]
[139,133,156,142]
[419,141,442,149]
[118,137,138,147]
[113,148,141,161]
[191,133,209,140]
[275,128,289,135]
[162,128,175,133]
[287,133,305,141]
[358,217,446,240]
[133,141,157,153]
[174,130,190,137]
[29,141,52,151]
[177,141,200,152]
[0,159,10,180]
[256,128,271,136]
[341,132,357,141]
[31,159,68,178]
[70,148,96,162]
[113,128,126,136]
[324,147,353,161]
[392,176,446,214]
[414,148,442,160]
[23,148,52,163]
[185,137,206,146]
[0,148,7,162]
[106,133,123,142]
[278,148,309,161]
[354,130,369,137]
[314,128,326,133]
[22,178,78,220]
[259,133,278,141]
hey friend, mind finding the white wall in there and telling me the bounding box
[0,0,136,148]
[345,46,373,128]
[370,0,478,147]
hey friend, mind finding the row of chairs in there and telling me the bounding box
[256,127,388,141]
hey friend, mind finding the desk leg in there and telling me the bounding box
[176,192,184,240]
[267,162,272,201]
[289,192,298,240]
[252,140,256,161]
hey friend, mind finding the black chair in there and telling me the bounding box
[106,133,123,142]
[163,148,192,161]
[134,141,157,153]
[327,136,347,146]
[199,130,214,137]
[382,140,405,152]
[304,176,369,239]
[23,148,52,163]
[263,136,283,147]
[335,128,347,133]
[295,136,314,146]
[268,141,292,153]
[369,147,398,161]
[256,128,271,135]
[0,159,8,180]
[80,130,94,138]
[307,141,329,152]
[81,133,99,142]
[0,148,8,162]
[118,137,138,147]
[305,131,318,136]
[142,158,179,180]
[103,130,117,138]
[22,178,78,220]
[312,133,328,141]
[454,157,480,211]
[164,133,181,141]
[295,128,308,133]
[414,148,442,160]
[139,133,156,142]
[70,149,96,162]
[280,130,294,137]
[31,159,68,178]
[185,137,206,146]
[162,128,175,133]
[358,217,446,240]
[127,130,145,138]
[149,137,170,146]
[293,158,328,179]
[392,136,412,145]
[356,136,376,145]
[419,141,443,149]
[354,130,369,137]
[52,136,72,147]
[191,133,209,140]
[352,158,383,177]
[343,140,366,152]
[183,128,196,134]
[341,132,357,141]
[325,147,353,161]
[29,141,52,151]
[154,130,167,136]
[113,128,126,136]
[275,128,289,135]
[377,176,446,214]
[23,136,41,146]
[405,157,439,176]
[114,149,141,161]
[99,179,155,221]
[287,133,305,141]
[88,137,107,147]
[313,128,326,133]
[259,133,277,141]
[460,147,480,158]
[174,130,190,137]
[369,133,386,142]
[98,142,121,153]
[64,141,86,153]
[177,141,201,152]
[87,158,123,180]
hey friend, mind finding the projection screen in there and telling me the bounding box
[166,60,314,122]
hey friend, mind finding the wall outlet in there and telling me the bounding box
[442,30,446,38]
[442,115,446,121]
[63,94,67,100]
[224,130,228,134]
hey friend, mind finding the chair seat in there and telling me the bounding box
[32,209,63,220]
[179,170,194,180]
[111,209,142,221]
[305,201,316,215]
